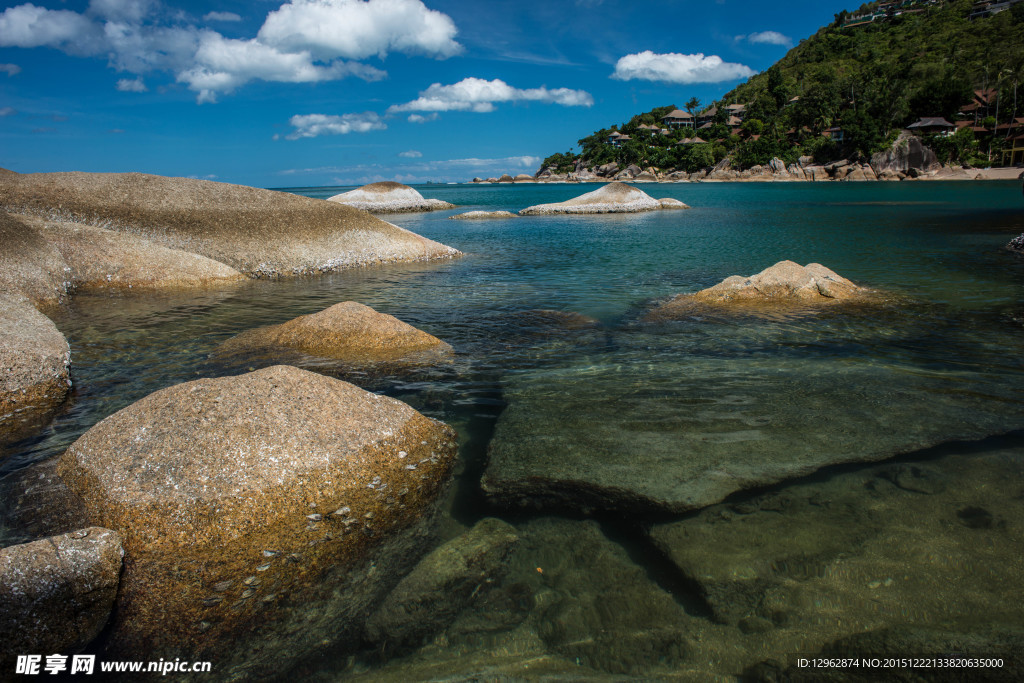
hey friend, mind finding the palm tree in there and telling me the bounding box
[685,97,701,116]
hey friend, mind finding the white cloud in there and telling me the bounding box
[203,11,242,22]
[398,150,422,158]
[611,50,755,84]
[0,63,21,76]
[741,31,792,47]
[389,77,593,115]
[0,0,459,103]
[407,112,438,123]
[0,106,16,116]
[284,111,386,140]
[0,4,104,55]
[258,0,460,61]
[116,76,147,91]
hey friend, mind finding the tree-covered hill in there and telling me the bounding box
[541,0,1024,175]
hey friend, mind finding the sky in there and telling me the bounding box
[0,0,854,187]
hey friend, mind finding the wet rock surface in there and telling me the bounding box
[0,294,71,446]
[1008,233,1024,253]
[56,365,459,676]
[0,171,459,277]
[520,182,689,215]
[216,301,453,367]
[0,527,122,665]
[328,182,455,213]
[365,517,519,651]
[448,210,518,220]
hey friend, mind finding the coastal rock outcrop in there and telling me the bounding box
[217,301,452,366]
[365,518,519,651]
[449,211,517,220]
[1008,233,1024,253]
[519,182,690,215]
[646,261,869,319]
[0,211,69,307]
[327,181,455,213]
[57,365,458,674]
[0,171,459,277]
[0,295,71,445]
[0,527,123,664]
[870,132,940,177]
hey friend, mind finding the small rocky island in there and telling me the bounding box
[328,181,456,213]
[519,182,690,215]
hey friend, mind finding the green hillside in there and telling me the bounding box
[542,0,1024,174]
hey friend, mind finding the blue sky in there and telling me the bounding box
[0,0,853,187]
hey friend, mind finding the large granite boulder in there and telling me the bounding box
[646,261,871,320]
[216,301,453,366]
[0,295,71,445]
[871,132,940,177]
[448,211,517,220]
[0,211,69,307]
[519,183,690,215]
[56,365,458,675]
[327,182,455,213]
[0,171,459,277]
[365,518,519,651]
[0,527,123,664]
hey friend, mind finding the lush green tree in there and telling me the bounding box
[685,97,702,115]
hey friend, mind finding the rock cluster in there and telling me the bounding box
[0,171,459,278]
[519,182,690,215]
[328,181,455,213]
[217,301,453,366]
[57,365,458,674]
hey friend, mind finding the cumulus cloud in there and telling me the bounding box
[284,111,386,139]
[0,0,459,102]
[0,63,21,76]
[611,50,755,84]
[203,11,242,22]
[389,77,593,115]
[740,31,792,47]
[398,150,422,157]
[116,76,147,91]
[0,106,16,116]
[259,0,460,60]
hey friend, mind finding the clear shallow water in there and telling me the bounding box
[2,181,1024,679]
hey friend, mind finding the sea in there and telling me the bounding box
[2,180,1023,679]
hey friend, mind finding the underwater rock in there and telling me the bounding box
[328,181,455,213]
[0,294,71,445]
[519,182,690,215]
[57,365,458,675]
[365,517,519,651]
[648,444,1024,646]
[0,527,122,664]
[216,301,453,365]
[448,211,518,220]
[481,343,1024,515]
[0,170,459,277]
[646,261,872,320]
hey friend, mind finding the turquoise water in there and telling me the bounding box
[2,181,1023,679]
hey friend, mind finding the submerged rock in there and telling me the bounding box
[365,518,519,651]
[448,211,517,220]
[0,295,71,445]
[0,171,459,277]
[327,181,455,213]
[0,527,122,664]
[57,365,458,675]
[650,445,1024,664]
[482,318,1024,514]
[646,261,872,319]
[519,182,690,215]
[216,301,453,365]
